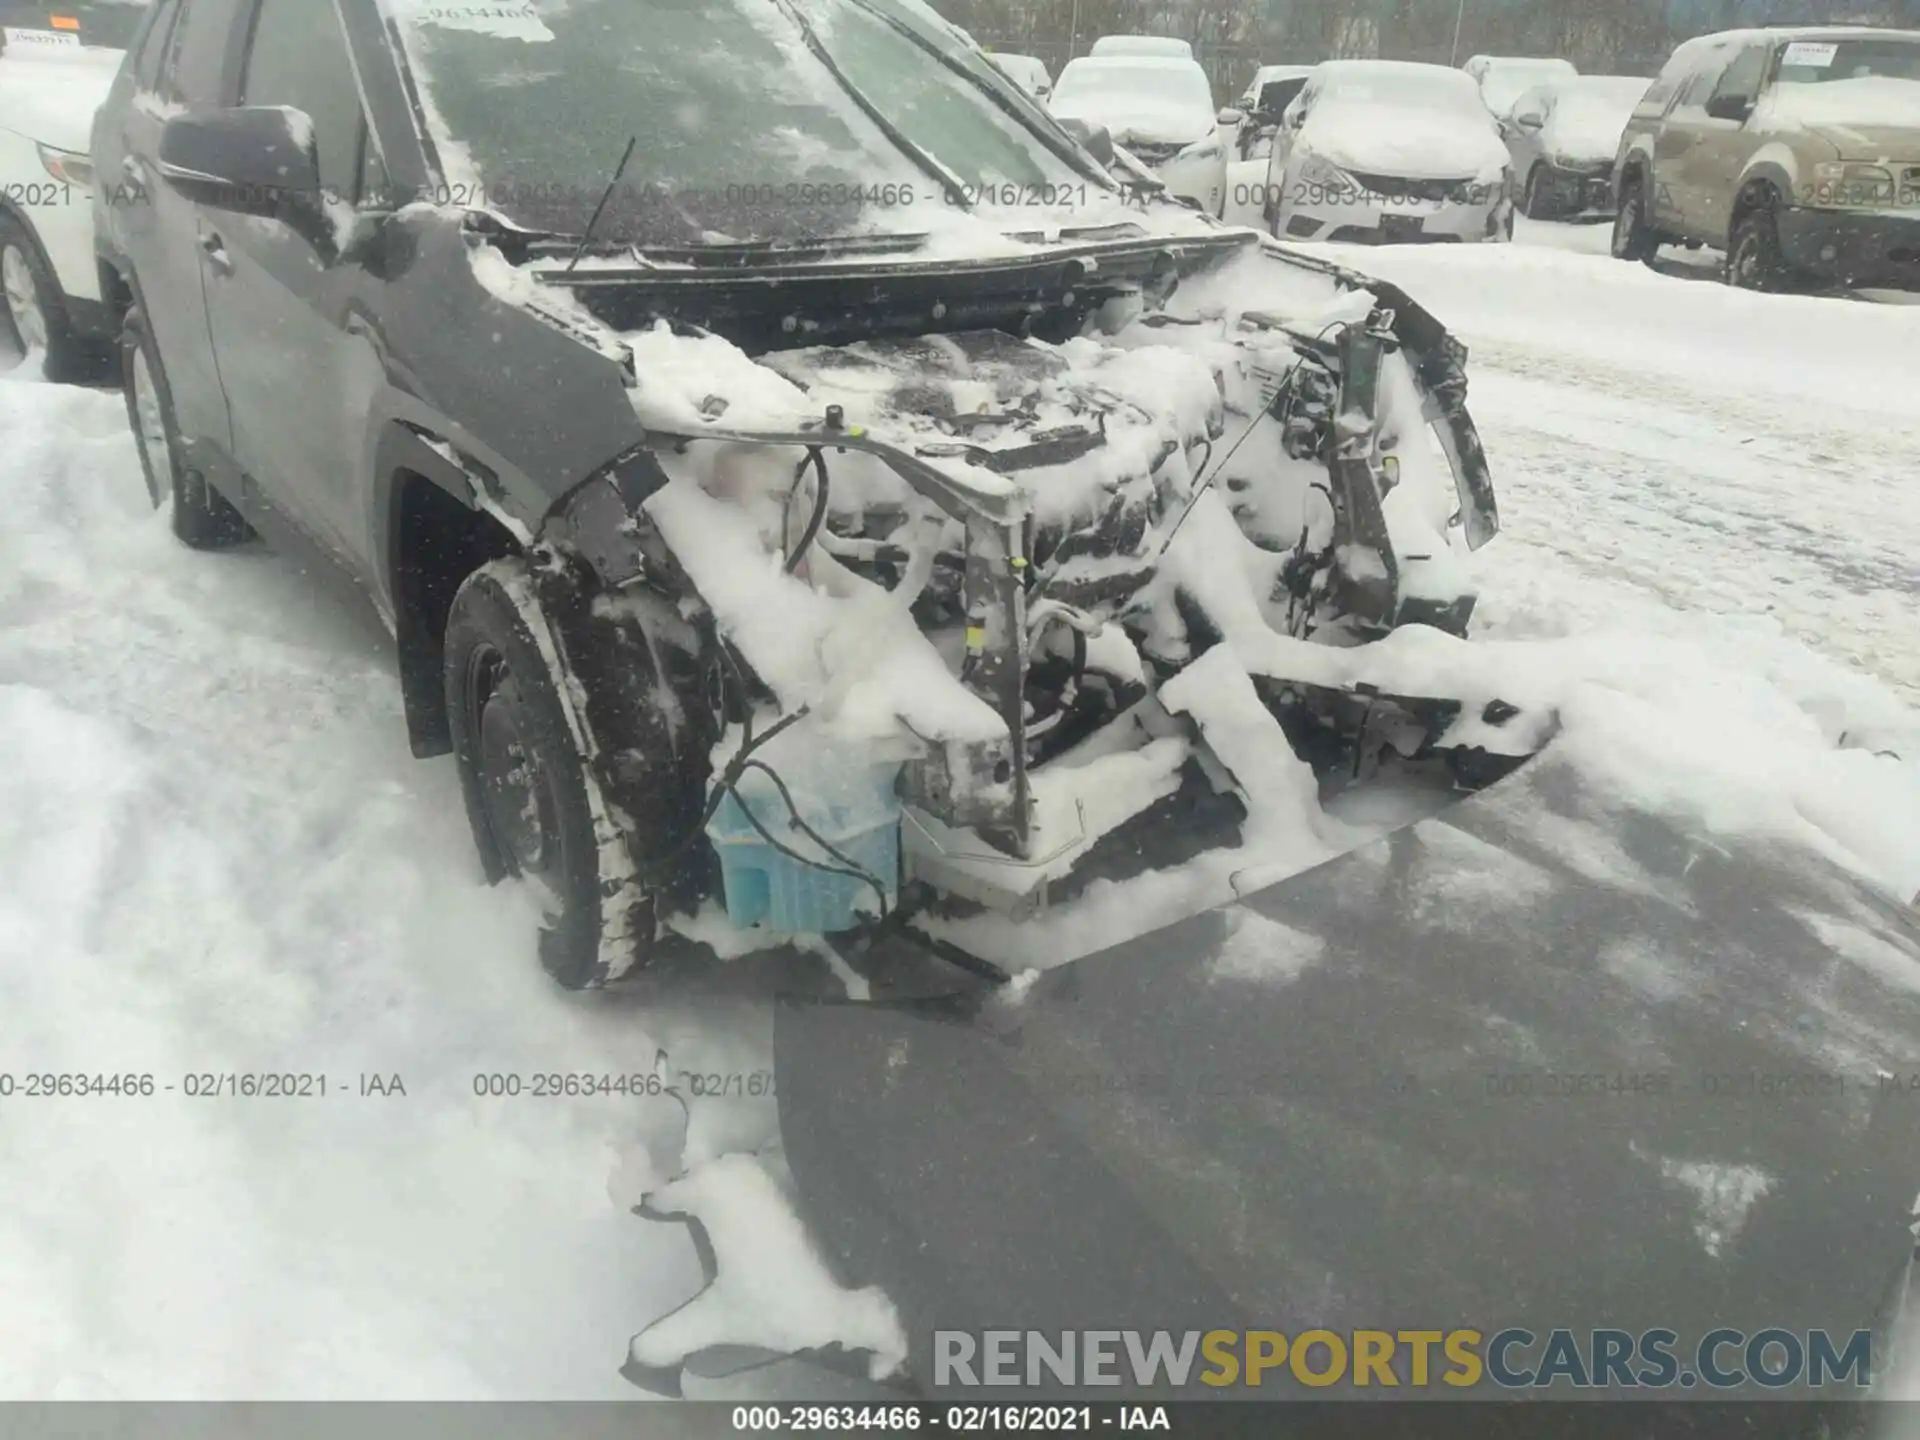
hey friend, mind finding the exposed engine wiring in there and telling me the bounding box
[784,446,830,575]
[1152,312,1353,558]
[1283,481,1340,638]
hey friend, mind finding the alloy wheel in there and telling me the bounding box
[2,245,48,354]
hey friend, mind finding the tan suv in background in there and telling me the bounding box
[1611,26,1920,291]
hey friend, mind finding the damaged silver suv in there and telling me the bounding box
[91,0,1521,988]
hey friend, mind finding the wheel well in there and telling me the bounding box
[1731,177,1781,228]
[98,261,134,333]
[392,470,522,758]
[1618,158,1648,199]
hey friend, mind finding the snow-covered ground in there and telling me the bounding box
[4,208,1920,1396]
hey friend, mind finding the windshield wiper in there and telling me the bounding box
[566,134,639,274]
[837,0,1118,190]
[767,0,968,209]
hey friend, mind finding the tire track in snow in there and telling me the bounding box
[1460,339,1920,704]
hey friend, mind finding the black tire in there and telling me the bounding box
[1727,198,1796,293]
[0,211,96,383]
[121,305,252,549]
[1520,166,1557,221]
[1610,174,1659,263]
[444,559,656,990]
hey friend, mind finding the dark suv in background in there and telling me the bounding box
[1612,25,1920,291]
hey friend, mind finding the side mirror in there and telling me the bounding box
[1705,93,1753,122]
[1057,116,1115,168]
[1216,106,1246,128]
[158,106,319,215]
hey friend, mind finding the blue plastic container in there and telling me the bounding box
[705,762,901,934]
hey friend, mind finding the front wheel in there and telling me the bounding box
[1727,201,1796,293]
[0,214,92,382]
[444,559,656,989]
[1610,177,1659,263]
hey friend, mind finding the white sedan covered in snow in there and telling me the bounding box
[1263,60,1514,245]
[0,0,141,378]
[986,51,1051,102]
[1049,54,1235,215]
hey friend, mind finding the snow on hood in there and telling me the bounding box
[1766,76,1920,141]
[1542,89,1646,164]
[1048,95,1214,148]
[0,55,119,152]
[1305,102,1509,179]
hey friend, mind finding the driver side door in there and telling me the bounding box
[199,0,390,576]
[1689,41,1773,243]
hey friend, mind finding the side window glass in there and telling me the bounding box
[132,0,182,91]
[167,0,229,106]
[1711,46,1768,105]
[1678,57,1727,109]
[239,0,365,201]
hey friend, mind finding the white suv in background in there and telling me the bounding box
[0,0,146,378]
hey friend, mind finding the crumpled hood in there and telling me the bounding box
[1306,102,1509,179]
[774,752,1920,1399]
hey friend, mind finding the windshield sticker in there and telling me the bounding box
[1780,41,1838,69]
[399,3,554,43]
[3,26,82,47]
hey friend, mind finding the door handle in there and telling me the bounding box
[200,231,234,276]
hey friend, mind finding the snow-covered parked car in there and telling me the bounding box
[1504,75,1651,219]
[0,0,144,377]
[1266,59,1514,244]
[94,0,1515,992]
[1049,54,1236,215]
[1465,52,1579,122]
[986,51,1050,102]
[1089,35,1192,60]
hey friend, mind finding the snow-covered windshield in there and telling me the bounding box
[389,0,1088,247]
[1775,36,1920,86]
[1769,37,1920,129]
[1543,77,1651,159]
[1479,58,1578,116]
[1050,57,1215,142]
[1318,64,1494,119]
